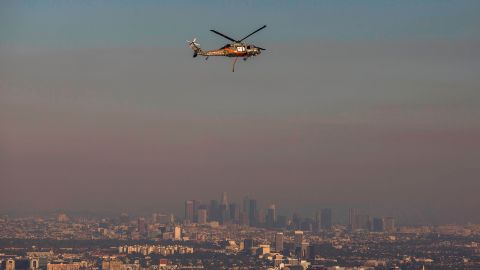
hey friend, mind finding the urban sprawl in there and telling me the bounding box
[1,193,480,270]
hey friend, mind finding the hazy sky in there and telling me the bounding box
[1,1,479,224]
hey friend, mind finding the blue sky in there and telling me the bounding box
[1,0,480,48]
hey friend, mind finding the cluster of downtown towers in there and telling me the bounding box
[184,192,334,231]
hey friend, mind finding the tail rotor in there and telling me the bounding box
[186,38,200,47]
[187,38,202,57]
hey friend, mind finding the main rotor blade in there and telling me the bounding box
[210,30,236,42]
[238,25,267,42]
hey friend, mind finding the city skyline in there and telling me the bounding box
[0,191,406,229]
[0,189,475,226]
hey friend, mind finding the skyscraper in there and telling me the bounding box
[266,204,276,228]
[294,230,304,248]
[321,208,332,230]
[221,191,228,205]
[292,213,301,230]
[275,232,284,253]
[356,214,371,231]
[301,218,314,231]
[314,211,321,232]
[152,213,158,223]
[185,200,194,223]
[249,199,257,226]
[229,203,240,223]
[198,208,208,224]
[219,203,228,224]
[384,217,395,233]
[174,226,181,240]
[244,238,254,253]
[243,196,249,213]
[372,217,384,232]
[137,217,146,236]
[192,200,200,223]
[209,200,219,222]
[219,192,229,224]
[300,242,309,258]
[348,208,358,231]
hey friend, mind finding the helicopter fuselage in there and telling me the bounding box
[199,43,262,58]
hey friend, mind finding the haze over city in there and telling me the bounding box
[1,1,480,225]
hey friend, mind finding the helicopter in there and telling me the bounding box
[187,25,267,72]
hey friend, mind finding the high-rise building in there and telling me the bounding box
[321,208,332,230]
[152,213,158,223]
[384,217,395,233]
[221,191,228,205]
[174,226,181,240]
[300,242,309,258]
[229,203,240,223]
[137,217,146,236]
[348,208,358,231]
[243,196,249,213]
[372,217,384,232]
[193,200,200,223]
[219,203,228,224]
[209,200,219,222]
[294,230,304,248]
[198,208,208,224]
[275,232,284,252]
[219,192,229,224]
[314,211,321,232]
[185,200,194,223]
[292,213,301,230]
[249,199,257,226]
[244,238,254,252]
[266,204,276,228]
[356,214,371,231]
[301,218,314,231]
